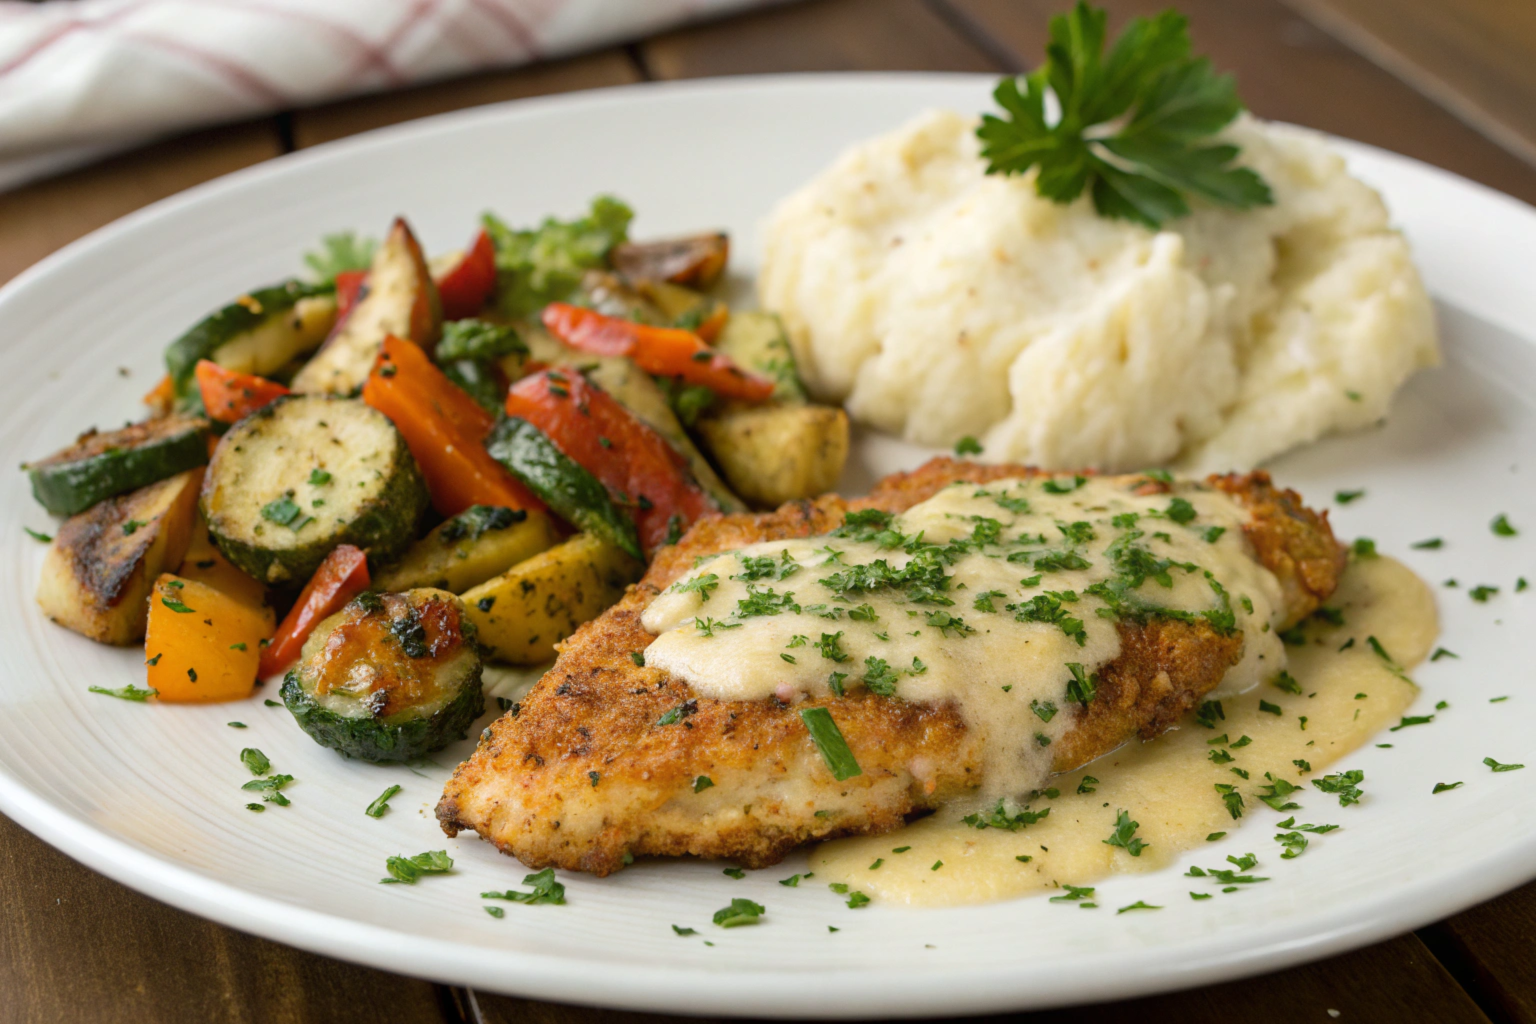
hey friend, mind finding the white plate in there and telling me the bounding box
[1,75,1534,1018]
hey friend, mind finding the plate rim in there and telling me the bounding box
[2,71,1534,1017]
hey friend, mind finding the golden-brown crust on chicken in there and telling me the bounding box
[438,459,1342,876]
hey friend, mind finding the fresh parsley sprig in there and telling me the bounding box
[976,3,1272,228]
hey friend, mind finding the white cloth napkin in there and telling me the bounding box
[0,0,779,191]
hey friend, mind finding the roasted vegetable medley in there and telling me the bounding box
[25,197,849,762]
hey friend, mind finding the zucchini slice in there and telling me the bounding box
[36,469,203,645]
[164,281,335,405]
[483,416,642,561]
[374,504,560,594]
[25,414,209,517]
[712,310,806,403]
[202,394,429,586]
[291,218,441,396]
[460,533,641,664]
[280,588,483,762]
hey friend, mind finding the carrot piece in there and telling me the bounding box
[145,574,274,703]
[333,269,368,322]
[433,228,497,320]
[258,544,369,678]
[694,303,729,344]
[143,374,175,416]
[506,370,715,553]
[540,303,775,402]
[363,334,543,517]
[194,360,290,423]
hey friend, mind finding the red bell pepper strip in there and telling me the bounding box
[362,334,543,517]
[540,302,775,403]
[143,374,175,416]
[258,544,369,678]
[506,370,714,554]
[333,269,368,322]
[195,360,290,424]
[433,228,497,321]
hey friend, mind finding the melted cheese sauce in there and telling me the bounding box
[810,554,1436,905]
[642,475,1284,800]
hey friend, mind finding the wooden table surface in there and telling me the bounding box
[3,2,1535,1022]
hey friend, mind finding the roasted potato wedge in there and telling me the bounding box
[697,403,849,509]
[292,217,441,395]
[374,505,561,594]
[460,533,642,664]
[37,469,203,645]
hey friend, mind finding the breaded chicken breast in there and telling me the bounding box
[438,460,1343,876]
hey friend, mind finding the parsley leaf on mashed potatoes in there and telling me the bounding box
[759,109,1438,473]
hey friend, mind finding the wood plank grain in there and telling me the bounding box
[640,0,999,79]
[473,931,1487,1024]
[937,0,1536,207]
[292,51,641,149]
[0,120,281,288]
[1285,0,1536,171]
[1422,880,1536,1024]
[0,814,452,1024]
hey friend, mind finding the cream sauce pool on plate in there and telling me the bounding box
[811,554,1436,905]
[642,474,1286,803]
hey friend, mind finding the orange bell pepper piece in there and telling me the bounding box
[362,334,543,517]
[258,544,369,679]
[146,574,274,702]
[541,302,775,402]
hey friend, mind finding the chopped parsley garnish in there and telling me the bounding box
[1031,699,1058,723]
[308,468,333,486]
[861,656,899,696]
[694,775,715,793]
[672,925,698,936]
[1334,490,1365,505]
[963,800,1050,832]
[712,898,765,928]
[1313,769,1365,807]
[1484,757,1525,773]
[380,850,454,884]
[1214,783,1243,819]
[1208,748,1234,765]
[779,875,804,887]
[735,584,799,618]
[1077,776,1099,794]
[1257,774,1301,811]
[241,774,294,805]
[260,495,310,530]
[88,684,156,701]
[1470,585,1499,602]
[954,435,983,456]
[1117,901,1161,913]
[483,868,566,905]
[23,526,51,543]
[671,573,720,602]
[1412,538,1443,550]
[366,784,401,818]
[800,707,862,780]
[1195,700,1225,729]
[1103,810,1149,856]
[1271,671,1302,695]
[693,616,740,638]
[1389,715,1434,732]
[1432,782,1463,794]
[239,748,271,776]
[1164,497,1197,524]
[160,596,195,614]
[655,702,697,727]
[1491,514,1519,537]
[924,609,975,637]
[630,651,646,667]
[723,867,746,879]
[1009,592,1086,645]
[1258,700,1282,716]
[1049,884,1096,904]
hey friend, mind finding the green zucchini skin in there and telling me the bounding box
[164,280,333,402]
[202,394,428,586]
[280,589,483,763]
[25,414,209,517]
[484,416,643,560]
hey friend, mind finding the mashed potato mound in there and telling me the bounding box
[759,109,1438,473]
